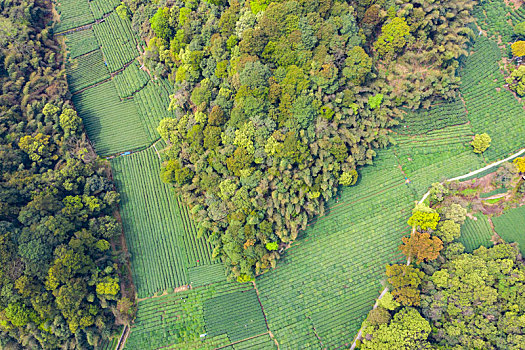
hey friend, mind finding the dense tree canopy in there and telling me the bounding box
[361,194,525,350]
[0,1,132,348]
[124,0,475,281]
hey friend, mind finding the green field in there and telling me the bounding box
[493,206,525,254]
[66,49,110,93]
[53,0,93,33]
[72,80,149,155]
[89,0,121,19]
[134,80,177,142]
[459,36,525,162]
[111,148,220,298]
[256,150,413,348]
[92,12,141,72]
[64,28,99,59]
[459,213,494,252]
[124,281,269,349]
[113,61,150,98]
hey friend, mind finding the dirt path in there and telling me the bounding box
[252,281,280,349]
[419,148,525,203]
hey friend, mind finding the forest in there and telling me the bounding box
[0,1,133,349]
[117,0,477,280]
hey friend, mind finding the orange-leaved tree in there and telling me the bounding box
[399,231,443,263]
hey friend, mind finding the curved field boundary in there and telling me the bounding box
[349,146,525,350]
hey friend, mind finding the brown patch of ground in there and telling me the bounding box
[504,0,522,10]
[136,285,191,303]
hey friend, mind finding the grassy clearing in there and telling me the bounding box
[493,205,525,254]
[111,148,218,298]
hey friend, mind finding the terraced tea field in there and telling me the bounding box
[111,148,219,298]
[493,205,525,254]
[459,213,494,252]
[124,281,271,349]
[256,150,413,348]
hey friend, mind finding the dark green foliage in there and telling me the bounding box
[421,244,525,349]
[136,0,477,280]
[0,1,132,348]
[147,0,397,280]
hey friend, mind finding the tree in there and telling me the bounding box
[343,47,372,85]
[18,133,55,163]
[368,94,383,109]
[429,182,448,203]
[421,244,525,349]
[361,308,431,349]
[440,203,467,224]
[515,21,525,38]
[373,17,411,58]
[160,159,194,185]
[505,65,525,96]
[399,231,443,263]
[513,156,525,173]
[511,40,525,57]
[471,133,491,153]
[366,307,391,326]
[339,170,358,186]
[435,219,461,243]
[378,291,400,311]
[407,204,440,231]
[150,8,173,41]
[386,264,424,306]
[59,108,82,138]
[116,3,132,21]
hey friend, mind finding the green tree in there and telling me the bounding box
[361,308,431,349]
[435,219,461,243]
[407,204,440,231]
[386,264,424,306]
[116,3,132,21]
[471,133,491,153]
[160,159,194,185]
[515,21,525,37]
[150,8,173,41]
[374,17,411,58]
[339,170,358,186]
[343,46,372,85]
[429,182,448,202]
[59,108,82,138]
[18,133,55,163]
